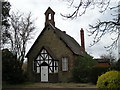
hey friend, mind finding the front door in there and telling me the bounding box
[41,66,48,82]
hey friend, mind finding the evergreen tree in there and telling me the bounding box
[72,54,97,83]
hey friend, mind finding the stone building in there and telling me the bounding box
[26,7,86,82]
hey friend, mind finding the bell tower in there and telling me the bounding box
[45,7,55,26]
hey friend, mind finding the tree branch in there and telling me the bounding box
[61,0,110,19]
[88,19,120,50]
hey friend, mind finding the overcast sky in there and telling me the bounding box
[8,0,119,59]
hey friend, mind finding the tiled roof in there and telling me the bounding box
[95,58,110,63]
[49,23,85,55]
[26,23,85,57]
[55,28,84,55]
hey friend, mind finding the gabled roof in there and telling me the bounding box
[26,23,85,57]
[45,7,55,15]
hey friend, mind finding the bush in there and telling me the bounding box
[2,49,25,84]
[97,70,120,89]
[89,65,109,84]
[72,54,97,83]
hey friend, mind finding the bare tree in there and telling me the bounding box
[61,0,112,19]
[8,11,36,66]
[61,0,120,50]
[100,51,116,64]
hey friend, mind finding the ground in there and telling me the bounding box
[3,82,97,88]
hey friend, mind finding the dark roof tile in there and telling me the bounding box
[26,23,85,57]
[54,27,84,55]
[49,22,84,55]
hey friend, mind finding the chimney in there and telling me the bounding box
[80,28,85,50]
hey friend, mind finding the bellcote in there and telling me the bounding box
[45,7,55,26]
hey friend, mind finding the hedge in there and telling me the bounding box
[89,65,109,84]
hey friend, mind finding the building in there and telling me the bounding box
[26,7,86,82]
[95,58,110,67]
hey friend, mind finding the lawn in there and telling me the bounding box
[3,82,97,88]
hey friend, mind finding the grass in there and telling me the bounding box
[3,82,97,88]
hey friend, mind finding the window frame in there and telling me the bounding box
[62,57,68,71]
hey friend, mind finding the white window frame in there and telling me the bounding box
[54,61,58,73]
[37,66,40,73]
[62,57,68,71]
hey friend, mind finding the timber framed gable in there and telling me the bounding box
[33,46,58,74]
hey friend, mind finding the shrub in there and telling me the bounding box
[110,59,120,71]
[97,70,120,89]
[72,54,97,83]
[89,65,109,84]
[2,49,25,84]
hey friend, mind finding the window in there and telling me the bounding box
[33,61,36,71]
[62,57,68,71]
[54,61,58,73]
[33,61,40,73]
[37,67,40,73]
[48,14,51,20]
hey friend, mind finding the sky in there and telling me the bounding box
[7,0,119,59]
